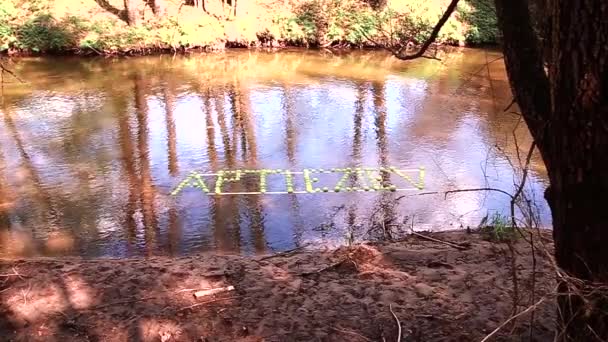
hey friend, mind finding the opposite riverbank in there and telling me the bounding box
[1,230,556,341]
[0,0,497,56]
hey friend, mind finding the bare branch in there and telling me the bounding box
[395,0,460,61]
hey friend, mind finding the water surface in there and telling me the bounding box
[0,49,550,257]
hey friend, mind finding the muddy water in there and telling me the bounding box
[0,49,550,257]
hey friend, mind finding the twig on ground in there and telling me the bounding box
[480,296,547,342]
[193,285,235,299]
[21,282,31,305]
[176,296,240,312]
[410,230,469,250]
[299,258,354,276]
[258,243,311,261]
[389,304,402,342]
[330,326,373,341]
[0,267,26,279]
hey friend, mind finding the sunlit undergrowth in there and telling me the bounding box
[0,0,497,55]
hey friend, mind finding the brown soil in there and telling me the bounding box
[1,230,557,342]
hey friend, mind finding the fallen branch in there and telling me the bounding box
[193,285,235,299]
[410,231,469,250]
[177,296,240,312]
[389,304,402,342]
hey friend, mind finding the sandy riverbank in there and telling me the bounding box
[1,230,556,342]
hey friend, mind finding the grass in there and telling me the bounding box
[480,212,518,242]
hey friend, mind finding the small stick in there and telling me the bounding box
[177,296,240,312]
[330,326,373,341]
[410,231,468,250]
[0,267,26,279]
[480,297,546,342]
[193,285,235,299]
[389,304,402,342]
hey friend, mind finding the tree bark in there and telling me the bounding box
[124,0,143,26]
[150,0,166,17]
[545,1,608,339]
[495,0,608,340]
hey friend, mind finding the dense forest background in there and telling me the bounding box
[0,0,497,54]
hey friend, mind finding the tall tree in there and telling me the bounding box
[495,0,608,339]
[392,0,608,339]
[150,0,166,17]
[123,0,143,26]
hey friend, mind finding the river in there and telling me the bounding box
[0,48,550,257]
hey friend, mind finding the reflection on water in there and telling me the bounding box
[0,49,549,257]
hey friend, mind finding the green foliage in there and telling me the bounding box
[0,2,17,51]
[385,0,466,45]
[0,0,498,54]
[276,0,380,47]
[16,14,72,52]
[274,13,317,45]
[0,2,17,20]
[459,0,498,44]
[481,212,518,242]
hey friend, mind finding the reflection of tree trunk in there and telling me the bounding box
[372,81,388,167]
[163,85,179,176]
[372,80,396,236]
[202,85,233,251]
[352,82,367,162]
[229,80,265,253]
[133,74,158,251]
[116,97,139,244]
[282,85,305,245]
[167,206,180,255]
[0,146,12,231]
[229,80,258,164]
[162,81,179,253]
[1,106,59,226]
[283,86,297,164]
[213,88,235,168]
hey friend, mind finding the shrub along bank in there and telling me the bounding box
[0,0,497,55]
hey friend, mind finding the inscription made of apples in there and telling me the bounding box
[171,167,425,196]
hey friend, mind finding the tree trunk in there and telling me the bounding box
[150,0,166,17]
[545,1,608,339]
[124,0,143,26]
[495,0,608,340]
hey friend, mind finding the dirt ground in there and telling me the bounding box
[1,230,557,342]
